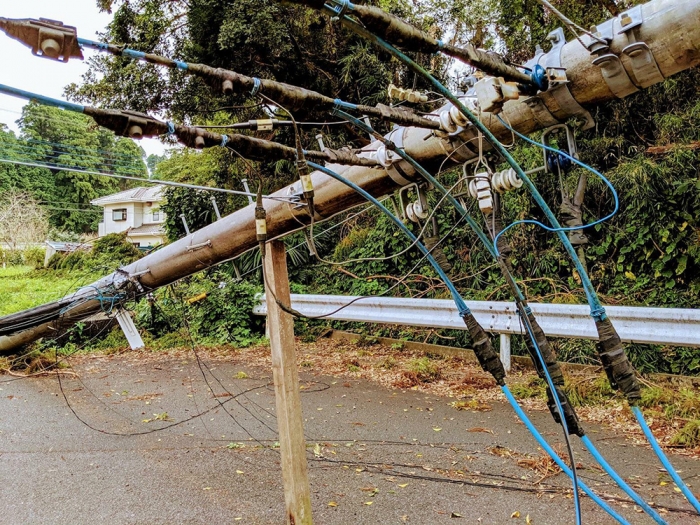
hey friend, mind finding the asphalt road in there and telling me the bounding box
[1,352,699,524]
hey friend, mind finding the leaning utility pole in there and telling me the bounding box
[1,0,699,352]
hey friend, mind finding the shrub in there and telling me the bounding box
[23,247,45,268]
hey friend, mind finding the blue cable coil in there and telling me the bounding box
[493,115,620,264]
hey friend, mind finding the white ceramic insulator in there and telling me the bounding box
[439,110,458,133]
[413,200,429,220]
[492,168,523,193]
[468,179,478,199]
[491,170,504,194]
[405,202,418,223]
[477,190,493,214]
[506,168,523,190]
[376,144,399,168]
[450,105,470,128]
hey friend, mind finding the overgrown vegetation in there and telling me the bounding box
[0,233,143,316]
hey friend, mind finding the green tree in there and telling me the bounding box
[0,103,148,233]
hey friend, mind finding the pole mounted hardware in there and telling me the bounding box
[0,17,443,132]
[284,0,539,89]
[0,17,83,62]
[83,107,169,139]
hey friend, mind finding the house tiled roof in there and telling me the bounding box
[128,224,166,236]
[90,185,165,206]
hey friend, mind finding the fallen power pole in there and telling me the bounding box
[1,0,699,352]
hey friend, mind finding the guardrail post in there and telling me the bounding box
[500,333,511,373]
[263,240,313,525]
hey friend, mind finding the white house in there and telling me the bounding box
[91,186,167,248]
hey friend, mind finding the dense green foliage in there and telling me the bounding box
[57,0,700,373]
[0,104,148,233]
[46,232,143,272]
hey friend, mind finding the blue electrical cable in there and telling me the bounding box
[502,387,629,525]
[332,108,590,521]
[306,161,469,315]
[320,18,679,520]
[519,298,667,523]
[632,406,700,514]
[0,83,85,113]
[324,9,606,321]
[493,115,619,256]
[309,161,636,524]
[580,435,666,524]
[518,306,582,524]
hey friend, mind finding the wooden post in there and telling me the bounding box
[264,240,313,525]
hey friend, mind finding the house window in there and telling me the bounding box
[112,208,127,221]
[153,211,160,221]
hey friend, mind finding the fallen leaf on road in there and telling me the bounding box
[433,427,442,432]
[511,511,520,518]
[328,501,337,507]
[451,512,463,518]
[526,515,531,524]
[467,427,494,434]
[364,501,373,505]
[398,483,409,488]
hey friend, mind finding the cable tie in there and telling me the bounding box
[333,0,352,18]
[220,134,229,147]
[166,122,176,135]
[590,307,607,321]
[250,77,262,97]
[457,306,470,317]
[332,99,358,115]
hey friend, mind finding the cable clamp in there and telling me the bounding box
[220,134,229,147]
[250,77,262,97]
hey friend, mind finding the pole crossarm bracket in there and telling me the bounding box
[0,17,83,62]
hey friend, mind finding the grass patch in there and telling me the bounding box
[0,266,100,316]
[395,357,443,387]
[671,420,700,447]
[509,377,546,399]
[640,385,700,420]
[564,375,615,407]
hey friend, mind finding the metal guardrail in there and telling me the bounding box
[254,294,700,371]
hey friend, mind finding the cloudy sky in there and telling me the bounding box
[0,0,166,157]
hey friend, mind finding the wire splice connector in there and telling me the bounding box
[255,184,268,256]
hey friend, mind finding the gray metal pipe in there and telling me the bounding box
[2,0,699,352]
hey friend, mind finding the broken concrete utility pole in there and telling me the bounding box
[1,0,699,352]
